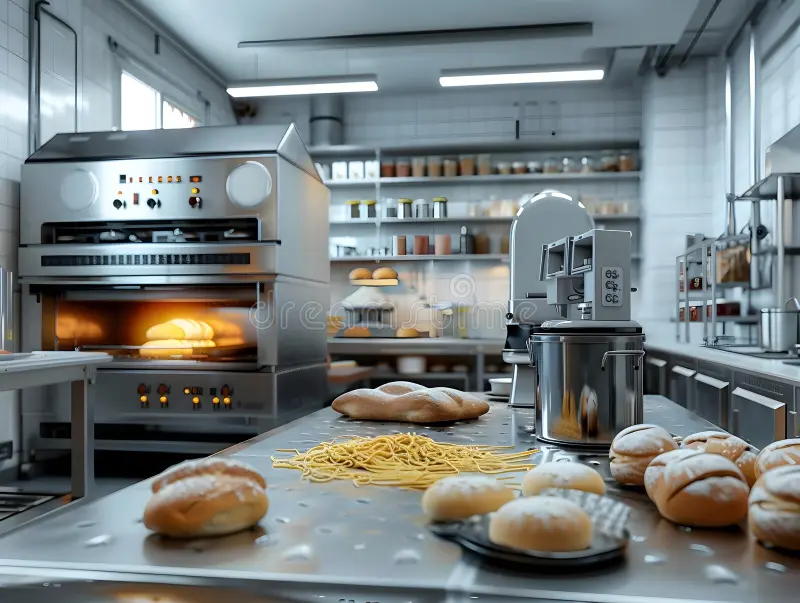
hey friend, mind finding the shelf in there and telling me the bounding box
[309,138,640,158]
[324,171,640,188]
[330,254,509,262]
[736,173,800,201]
[330,214,640,226]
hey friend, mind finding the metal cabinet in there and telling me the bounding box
[644,356,667,396]
[693,372,730,429]
[669,363,696,408]
[730,372,791,449]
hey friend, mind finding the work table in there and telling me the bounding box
[0,395,797,602]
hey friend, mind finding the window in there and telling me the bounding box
[120,72,200,131]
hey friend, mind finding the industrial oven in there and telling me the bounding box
[18,124,330,456]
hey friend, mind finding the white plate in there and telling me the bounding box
[488,377,512,396]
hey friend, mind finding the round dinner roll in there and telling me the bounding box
[372,267,398,280]
[609,424,678,486]
[644,448,703,504]
[521,462,605,497]
[343,326,371,338]
[656,452,749,528]
[755,438,800,480]
[152,457,266,493]
[143,475,268,538]
[749,465,800,551]
[489,496,592,552]
[348,268,372,280]
[422,475,515,521]
[396,327,419,338]
[683,431,758,486]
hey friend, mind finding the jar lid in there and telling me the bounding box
[364,200,377,205]
[433,196,448,203]
[398,198,413,204]
[345,200,361,205]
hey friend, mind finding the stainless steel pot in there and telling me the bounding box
[530,331,644,447]
[759,298,800,352]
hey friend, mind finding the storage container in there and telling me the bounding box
[381,160,396,178]
[512,161,527,174]
[433,196,448,218]
[497,162,512,175]
[459,155,476,176]
[415,199,431,218]
[398,198,414,219]
[332,161,348,181]
[396,159,411,178]
[443,158,458,177]
[600,151,619,172]
[427,156,443,178]
[412,157,426,178]
[543,158,560,173]
[527,161,543,174]
[346,200,361,219]
[384,198,398,218]
[619,150,636,172]
[477,154,492,175]
[364,200,377,219]
[365,160,379,180]
[348,161,365,180]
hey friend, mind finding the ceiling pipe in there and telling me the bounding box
[679,0,722,66]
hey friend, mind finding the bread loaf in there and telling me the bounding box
[609,424,678,486]
[348,268,373,280]
[683,430,758,486]
[372,267,398,280]
[395,327,420,338]
[644,448,703,504]
[332,382,489,423]
[146,319,214,341]
[755,438,800,479]
[488,496,592,552]
[655,452,749,527]
[521,462,605,497]
[343,326,371,338]
[143,475,268,538]
[748,465,800,551]
[152,457,267,493]
[422,475,515,521]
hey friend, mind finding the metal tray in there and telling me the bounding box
[0,353,34,362]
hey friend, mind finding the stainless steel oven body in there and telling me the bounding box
[18,124,330,454]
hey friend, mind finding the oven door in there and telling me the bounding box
[21,275,328,370]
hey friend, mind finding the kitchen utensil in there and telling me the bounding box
[760,297,800,352]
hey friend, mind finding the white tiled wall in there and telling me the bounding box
[0,0,234,474]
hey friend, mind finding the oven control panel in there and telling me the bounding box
[134,381,237,411]
[113,174,204,211]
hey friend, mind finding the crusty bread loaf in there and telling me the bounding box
[146,319,214,341]
[143,474,268,538]
[488,496,592,552]
[609,424,678,486]
[140,339,216,358]
[372,267,398,280]
[644,448,703,504]
[422,475,515,521]
[396,327,420,338]
[755,438,800,479]
[682,430,758,486]
[332,382,489,423]
[152,457,267,493]
[656,452,749,527]
[375,381,425,395]
[748,465,800,551]
[349,268,373,280]
[521,462,605,497]
[343,326,371,338]
[205,319,244,338]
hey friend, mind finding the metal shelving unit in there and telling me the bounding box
[324,171,640,188]
[332,253,642,263]
[330,213,640,226]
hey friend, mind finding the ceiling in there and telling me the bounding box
[130,0,756,91]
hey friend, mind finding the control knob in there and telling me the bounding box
[189,196,201,208]
[147,198,157,209]
[113,199,123,209]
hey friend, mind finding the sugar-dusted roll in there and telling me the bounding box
[521,462,605,497]
[609,424,678,486]
[682,431,758,486]
[644,448,703,504]
[151,457,266,493]
[488,496,592,552]
[755,438,800,480]
[749,465,800,551]
[422,475,515,521]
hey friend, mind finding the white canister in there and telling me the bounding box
[397,356,426,374]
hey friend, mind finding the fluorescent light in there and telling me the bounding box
[439,68,604,88]
[227,76,378,98]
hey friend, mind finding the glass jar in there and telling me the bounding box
[459,155,476,176]
[398,198,414,219]
[600,151,619,172]
[477,154,492,175]
[380,160,396,178]
[396,158,411,178]
[497,162,512,175]
[364,199,377,219]
[412,156,426,178]
[433,196,448,218]
[384,198,398,218]
[580,156,597,173]
[561,156,579,173]
[543,157,560,173]
[415,198,431,218]
[427,156,442,178]
[512,161,527,174]
[443,158,458,177]
[527,161,543,174]
[619,150,636,172]
[346,200,361,220]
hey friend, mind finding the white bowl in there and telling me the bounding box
[489,377,512,396]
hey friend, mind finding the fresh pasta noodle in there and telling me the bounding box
[272,433,537,489]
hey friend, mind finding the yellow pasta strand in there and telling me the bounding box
[271,433,537,490]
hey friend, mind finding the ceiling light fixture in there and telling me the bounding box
[227,75,378,98]
[439,67,604,88]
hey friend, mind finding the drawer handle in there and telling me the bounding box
[731,408,740,437]
[601,350,645,371]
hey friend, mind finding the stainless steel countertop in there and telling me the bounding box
[0,396,798,602]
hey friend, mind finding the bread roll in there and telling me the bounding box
[644,448,703,504]
[488,497,592,552]
[332,385,489,423]
[343,326,371,338]
[152,457,267,493]
[140,340,193,358]
[396,327,420,338]
[749,465,800,551]
[656,452,749,527]
[683,431,758,486]
[143,475,268,538]
[205,319,244,338]
[422,475,515,521]
[146,319,214,341]
[609,424,678,486]
[349,268,373,280]
[372,267,398,280]
[521,462,605,497]
[755,438,800,480]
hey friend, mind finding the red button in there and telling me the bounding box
[133,193,139,205]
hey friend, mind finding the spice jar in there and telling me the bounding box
[619,150,636,172]
[396,158,412,178]
[346,200,361,220]
[561,156,579,173]
[580,156,597,173]
[412,157,426,178]
[512,161,527,174]
[600,151,619,172]
[433,196,448,218]
[477,154,492,175]
[415,198,431,218]
[427,156,442,178]
[393,235,407,256]
[459,155,476,176]
[384,198,398,218]
[443,158,458,177]
[380,160,396,178]
[527,161,543,174]
[497,162,512,175]
[398,198,414,219]
[543,158,560,173]
[413,235,430,255]
[364,199,377,219]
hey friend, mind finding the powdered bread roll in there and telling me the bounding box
[755,438,800,479]
[683,431,758,486]
[644,448,703,504]
[521,462,605,497]
[375,381,425,395]
[748,465,800,551]
[609,424,678,486]
[143,475,268,538]
[332,384,489,423]
[489,497,592,552]
[348,268,373,280]
[422,475,515,521]
[152,458,266,493]
[656,452,749,527]
[372,267,398,280]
